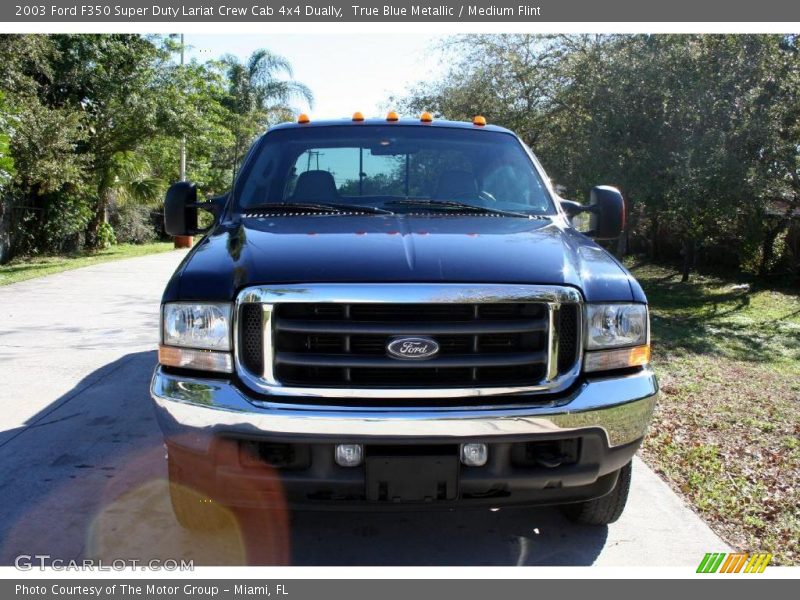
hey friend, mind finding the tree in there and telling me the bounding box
[0,35,89,256]
[738,35,800,276]
[0,35,313,260]
[219,49,313,177]
[136,40,236,198]
[39,35,177,248]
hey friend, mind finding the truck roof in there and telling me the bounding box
[268,117,515,135]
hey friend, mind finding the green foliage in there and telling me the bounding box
[218,49,313,175]
[0,92,15,188]
[109,202,158,245]
[0,34,311,262]
[95,222,116,249]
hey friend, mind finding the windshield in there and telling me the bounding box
[234,125,556,215]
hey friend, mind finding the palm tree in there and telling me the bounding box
[221,49,313,177]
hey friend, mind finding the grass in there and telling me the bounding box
[627,259,800,565]
[0,242,176,286]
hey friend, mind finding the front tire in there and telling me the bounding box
[562,461,632,525]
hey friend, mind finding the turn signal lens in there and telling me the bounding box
[352,111,365,122]
[386,110,399,122]
[420,111,433,123]
[584,344,651,373]
[297,113,310,124]
[158,345,233,373]
[473,115,487,126]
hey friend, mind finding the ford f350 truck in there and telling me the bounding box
[151,113,657,529]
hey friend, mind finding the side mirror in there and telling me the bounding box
[164,182,227,236]
[559,199,584,217]
[560,186,625,240]
[588,185,625,240]
[164,181,198,236]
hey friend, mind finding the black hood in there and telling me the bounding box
[164,215,645,303]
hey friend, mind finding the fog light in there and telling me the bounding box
[335,444,363,467]
[460,443,488,467]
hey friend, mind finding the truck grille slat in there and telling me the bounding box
[274,318,547,335]
[275,350,547,369]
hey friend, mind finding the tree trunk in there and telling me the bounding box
[681,237,695,282]
[759,220,787,278]
[648,215,659,260]
[0,194,11,263]
[86,185,112,250]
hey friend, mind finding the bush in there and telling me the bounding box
[109,202,157,245]
[8,191,92,257]
[96,221,116,249]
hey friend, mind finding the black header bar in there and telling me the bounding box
[5,0,800,23]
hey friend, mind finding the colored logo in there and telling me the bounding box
[697,552,772,573]
[386,336,440,360]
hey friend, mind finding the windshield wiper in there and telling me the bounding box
[243,202,394,215]
[386,199,534,219]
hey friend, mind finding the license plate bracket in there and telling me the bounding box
[366,454,459,502]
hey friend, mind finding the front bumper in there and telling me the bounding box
[150,367,657,509]
[151,367,658,451]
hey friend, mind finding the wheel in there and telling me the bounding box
[562,461,632,525]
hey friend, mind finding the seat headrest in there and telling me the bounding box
[292,170,339,202]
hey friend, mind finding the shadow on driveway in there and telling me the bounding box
[0,351,608,566]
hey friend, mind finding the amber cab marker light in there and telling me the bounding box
[420,111,433,123]
[352,111,365,122]
[473,115,487,127]
[387,110,399,122]
[297,113,310,124]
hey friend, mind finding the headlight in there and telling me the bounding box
[159,303,233,373]
[584,303,650,373]
[585,303,648,349]
[162,303,232,350]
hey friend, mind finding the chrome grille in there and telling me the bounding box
[271,302,548,387]
[235,284,582,402]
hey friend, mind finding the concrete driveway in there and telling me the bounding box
[0,251,730,566]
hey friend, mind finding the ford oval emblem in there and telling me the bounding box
[386,337,440,360]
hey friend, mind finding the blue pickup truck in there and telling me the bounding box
[151,113,657,529]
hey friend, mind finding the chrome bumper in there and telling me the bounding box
[150,367,658,453]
